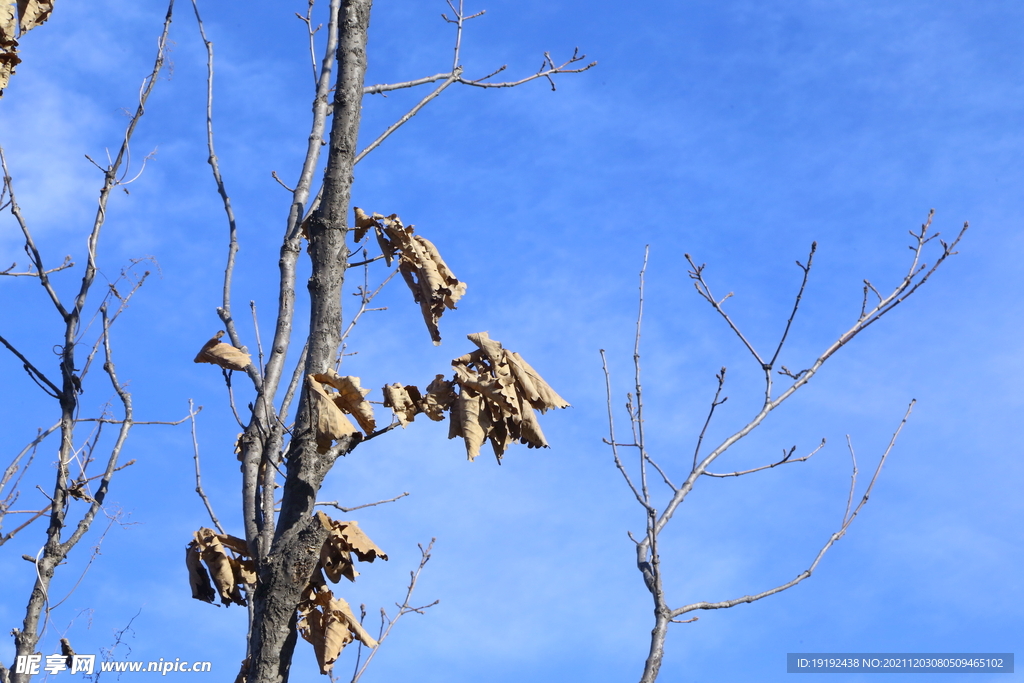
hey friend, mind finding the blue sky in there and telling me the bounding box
[1,1,1021,682]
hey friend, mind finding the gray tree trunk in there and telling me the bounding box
[247,2,372,682]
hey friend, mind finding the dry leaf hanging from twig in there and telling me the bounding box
[352,209,466,345]
[307,375,359,454]
[382,383,422,427]
[316,511,387,583]
[448,332,569,462]
[310,369,376,434]
[186,528,253,607]
[0,0,54,97]
[298,581,378,674]
[193,331,252,372]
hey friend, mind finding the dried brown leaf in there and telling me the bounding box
[0,0,16,48]
[193,330,252,372]
[16,0,52,33]
[382,382,422,427]
[298,585,377,674]
[317,511,358,582]
[317,511,388,570]
[192,527,246,606]
[352,206,378,242]
[297,589,332,674]
[337,520,387,563]
[447,333,569,461]
[311,370,376,434]
[307,376,358,454]
[185,542,216,604]
[375,214,465,345]
[422,374,456,421]
[506,350,570,412]
[0,50,20,97]
[217,532,251,556]
[450,390,490,461]
[330,594,378,649]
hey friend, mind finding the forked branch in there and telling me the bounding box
[606,218,962,683]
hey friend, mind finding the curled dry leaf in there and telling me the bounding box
[0,1,15,47]
[356,210,466,344]
[1,0,53,96]
[352,206,377,242]
[317,511,387,583]
[310,369,376,435]
[193,330,252,372]
[0,1,18,96]
[422,374,457,421]
[16,0,53,32]
[298,582,378,675]
[448,332,570,462]
[186,527,252,607]
[382,382,422,427]
[185,543,216,604]
[307,375,358,454]
[382,375,457,426]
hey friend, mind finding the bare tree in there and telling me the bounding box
[602,216,967,683]
[0,4,183,683]
[179,2,587,682]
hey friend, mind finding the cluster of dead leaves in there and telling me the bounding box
[353,208,466,345]
[379,333,570,462]
[193,331,252,372]
[1,0,54,97]
[186,528,255,607]
[448,332,570,461]
[187,513,386,675]
[307,369,375,453]
[299,511,387,674]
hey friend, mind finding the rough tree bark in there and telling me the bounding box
[246,2,372,682]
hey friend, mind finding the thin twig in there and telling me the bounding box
[767,242,816,370]
[692,368,727,472]
[350,539,438,683]
[0,255,74,278]
[670,401,915,619]
[190,0,263,391]
[600,350,649,511]
[188,399,225,534]
[703,439,826,477]
[0,146,70,317]
[250,300,266,378]
[313,492,409,513]
[353,72,461,165]
[685,254,764,366]
[0,333,61,397]
[296,0,321,86]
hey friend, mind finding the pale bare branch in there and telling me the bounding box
[350,539,438,683]
[670,402,914,620]
[703,438,826,478]
[188,399,225,534]
[313,492,410,513]
[0,255,74,277]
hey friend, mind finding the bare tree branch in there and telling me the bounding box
[670,402,914,619]
[350,539,438,683]
[354,71,461,164]
[703,438,826,478]
[313,492,409,513]
[190,0,262,392]
[607,220,960,683]
[188,399,225,534]
[0,333,61,397]
[0,255,74,277]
